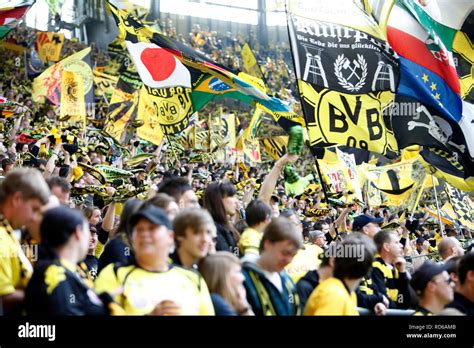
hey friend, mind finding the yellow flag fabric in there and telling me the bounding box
[445,184,474,230]
[32,47,92,105]
[424,203,455,226]
[362,158,426,209]
[336,148,363,201]
[299,80,398,156]
[237,136,261,165]
[244,108,264,142]
[360,0,395,40]
[144,86,194,135]
[318,153,359,203]
[105,89,139,141]
[261,136,288,160]
[37,32,64,62]
[60,70,86,129]
[241,43,264,79]
[93,70,118,101]
[453,31,473,101]
[135,86,164,145]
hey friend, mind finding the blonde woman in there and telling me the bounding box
[199,252,254,316]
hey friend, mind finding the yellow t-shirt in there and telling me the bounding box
[304,277,359,316]
[0,216,33,296]
[238,227,262,256]
[95,263,215,316]
[285,243,323,283]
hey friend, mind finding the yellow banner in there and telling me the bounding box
[136,86,164,145]
[33,47,92,104]
[237,135,261,165]
[60,70,86,129]
[37,32,65,62]
[144,86,193,135]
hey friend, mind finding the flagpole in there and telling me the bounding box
[312,157,330,207]
[432,175,444,237]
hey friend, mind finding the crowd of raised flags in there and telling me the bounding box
[0,0,472,317]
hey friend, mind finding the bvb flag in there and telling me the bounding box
[60,70,86,129]
[36,32,65,63]
[287,1,399,158]
[135,85,164,146]
[32,47,93,105]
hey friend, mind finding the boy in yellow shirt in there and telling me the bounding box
[304,233,376,315]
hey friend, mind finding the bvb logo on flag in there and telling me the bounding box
[146,86,193,135]
[62,59,93,95]
[64,75,78,103]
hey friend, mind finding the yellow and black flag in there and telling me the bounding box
[445,183,474,230]
[36,32,64,63]
[261,136,288,160]
[287,1,399,158]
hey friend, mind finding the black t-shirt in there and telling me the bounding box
[84,255,99,280]
[97,234,135,273]
[25,259,109,316]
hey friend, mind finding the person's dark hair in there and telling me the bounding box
[245,199,271,227]
[46,176,71,194]
[458,252,474,286]
[203,182,237,229]
[58,165,71,178]
[1,158,14,172]
[158,176,192,202]
[259,217,303,253]
[83,206,100,220]
[313,221,329,231]
[40,206,85,249]
[35,158,47,168]
[445,256,461,276]
[374,230,396,253]
[173,208,216,247]
[115,198,142,240]
[333,233,376,280]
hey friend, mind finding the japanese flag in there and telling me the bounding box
[125,41,191,89]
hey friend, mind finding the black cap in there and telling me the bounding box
[410,261,449,295]
[129,206,172,230]
[352,214,384,231]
